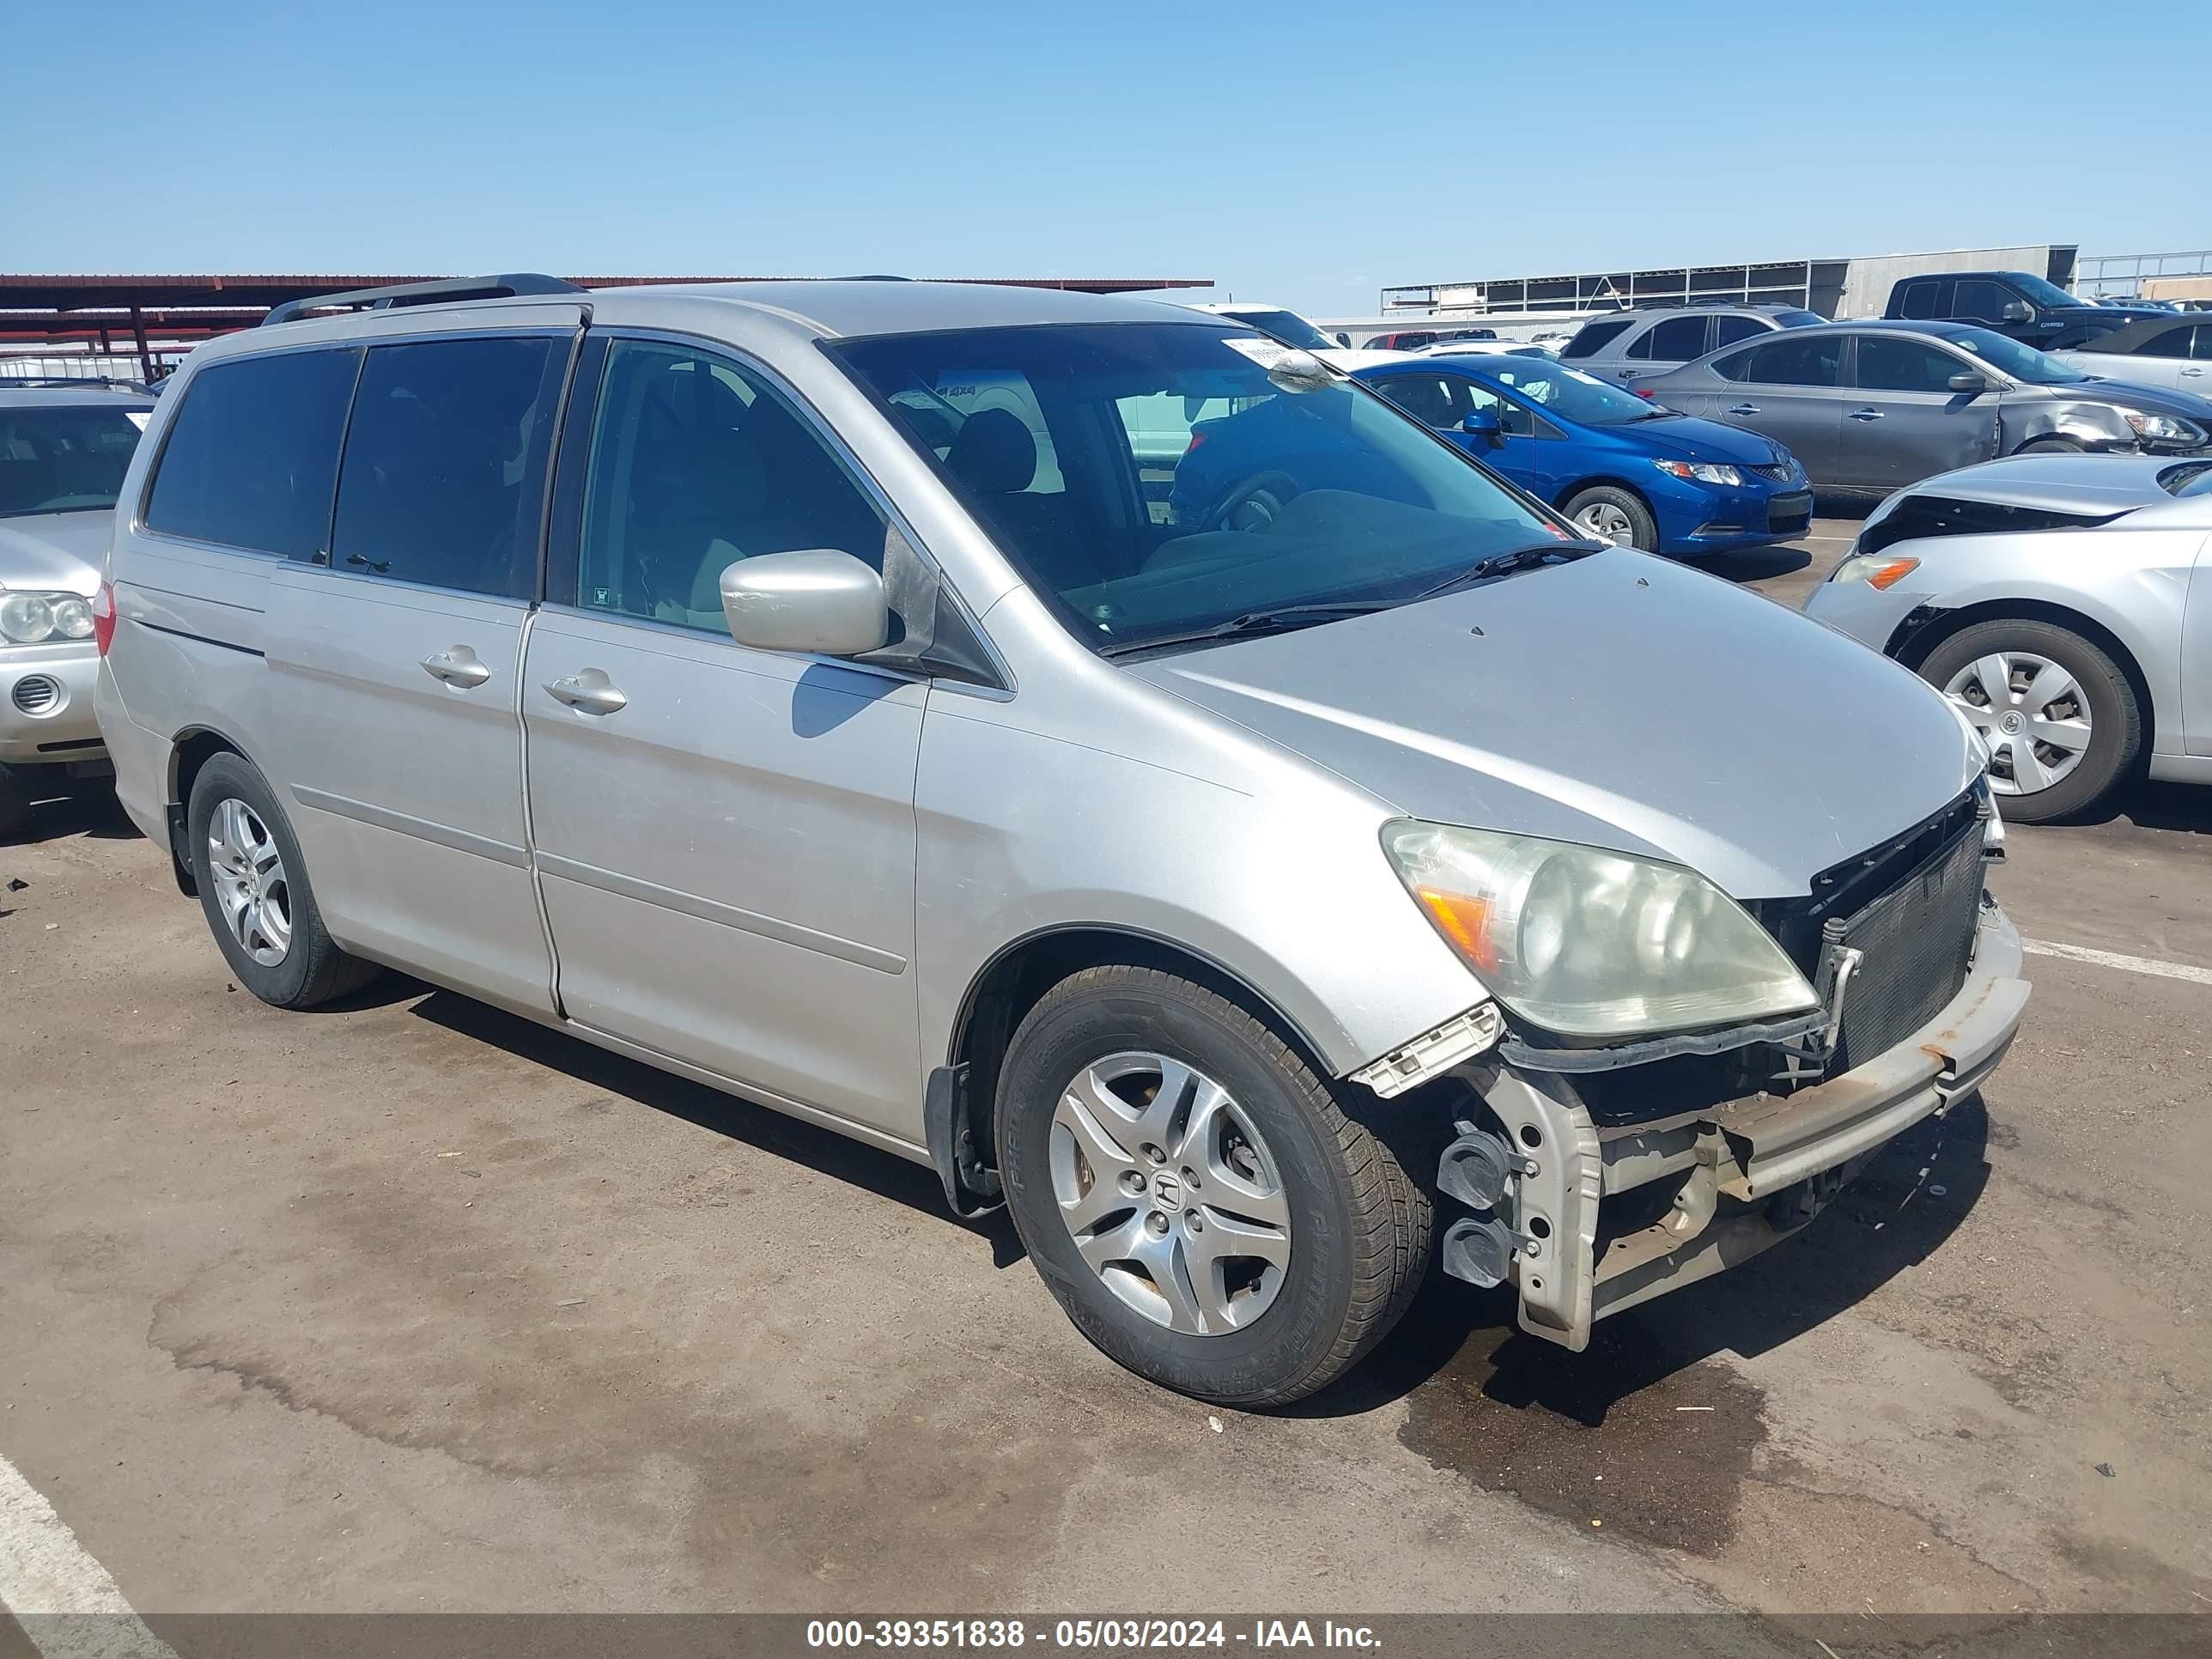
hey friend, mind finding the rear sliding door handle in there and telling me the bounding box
[420,646,492,688]
[1848,408,1886,422]
[544,669,628,715]
[1726,403,1761,416]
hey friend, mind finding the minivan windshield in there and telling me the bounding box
[831,324,1565,656]
[0,404,148,517]
[1943,327,2089,386]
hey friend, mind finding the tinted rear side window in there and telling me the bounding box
[1562,319,1632,359]
[1738,333,1845,386]
[1896,281,1940,319]
[330,336,568,598]
[144,349,360,557]
[2141,325,2195,358]
[1644,316,1711,361]
[1712,315,1770,349]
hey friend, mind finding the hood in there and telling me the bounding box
[1613,415,1791,467]
[1899,453,2179,514]
[0,510,111,595]
[1127,551,1978,900]
[2063,378,2212,423]
[1319,347,1419,371]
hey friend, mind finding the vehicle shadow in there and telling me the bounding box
[1287,1089,1992,1423]
[404,988,1030,1267]
[2068,776,2212,836]
[0,780,142,847]
[1692,545,1811,583]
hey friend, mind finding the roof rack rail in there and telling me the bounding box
[261,273,585,327]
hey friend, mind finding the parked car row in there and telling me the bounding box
[1634,319,2212,493]
[82,274,2030,1407]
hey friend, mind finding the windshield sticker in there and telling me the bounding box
[1220,335,1293,368]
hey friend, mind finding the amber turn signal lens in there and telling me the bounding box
[1418,889,1498,974]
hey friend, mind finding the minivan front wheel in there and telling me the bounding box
[997,965,1429,1406]
[186,752,381,1007]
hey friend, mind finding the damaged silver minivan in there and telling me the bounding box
[95,276,2028,1405]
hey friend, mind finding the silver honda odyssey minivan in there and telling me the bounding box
[95,276,2029,1405]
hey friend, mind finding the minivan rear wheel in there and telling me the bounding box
[186,752,381,1007]
[1919,618,2140,823]
[996,965,1429,1406]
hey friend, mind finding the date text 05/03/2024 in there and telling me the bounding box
[804,1620,1382,1650]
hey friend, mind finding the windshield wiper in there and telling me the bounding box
[1097,600,1390,659]
[1413,538,1606,600]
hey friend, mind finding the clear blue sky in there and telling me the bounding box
[9,0,2206,317]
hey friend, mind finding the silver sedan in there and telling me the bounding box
[1805,454,2212,820]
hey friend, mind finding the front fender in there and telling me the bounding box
[1887,556,2189,746]
[913,700,1487,1090]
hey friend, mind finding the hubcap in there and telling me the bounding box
[1575,501,1637,546]
[1048,1052,1291,1336]
[1942,651,2092,796]
[207,797,293,967]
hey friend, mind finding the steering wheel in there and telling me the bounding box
[1207,471,1302,532]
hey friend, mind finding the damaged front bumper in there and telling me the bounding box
[1434,896,2028,1350]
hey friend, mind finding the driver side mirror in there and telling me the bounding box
[1335,332,1352,348]
[1999,299,2033,324]
[1460,408,1503,441]
[1947,372,1989,395]
[720,550,890,658]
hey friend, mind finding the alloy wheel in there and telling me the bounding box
[1942,650,2092,796]
[1048,1052,1291,1335]
[207,796,293,966]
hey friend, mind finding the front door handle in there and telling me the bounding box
[1726,403,1761,416]
[1848,408,1886,422]
[420,646,492,688]
[544,669,628,715]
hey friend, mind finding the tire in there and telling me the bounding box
[1918,618,2141,823]
[186,752,381,1007]
[2014,437,2083,455]
[1561,484,1657,551]
[996,965,1429,1407]
[0,765,30,841]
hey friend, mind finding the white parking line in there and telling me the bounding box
[0,1453,177,1658]
[2023,938,2212,988]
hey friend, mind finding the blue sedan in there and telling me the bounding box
[1352,356,1813,554]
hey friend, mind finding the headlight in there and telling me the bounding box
[1382,821,1818,1039]
[1829,553,1920,589]
[0,590,97,644]
[1652,459,1742,487]
[2123,410,2203,445]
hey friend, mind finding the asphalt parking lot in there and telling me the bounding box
[6,514,2210,1622]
